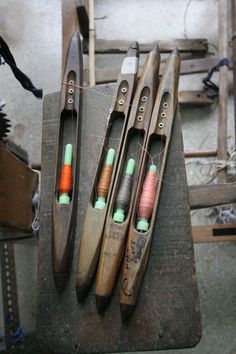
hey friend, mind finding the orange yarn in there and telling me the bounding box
[97,164,113,198]
[139,170,157,219]
[59,164,73,194]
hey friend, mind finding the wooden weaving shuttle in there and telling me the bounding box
[95,44,161,313]
[120,48,181,321]
[76,42,139,302]
[52,33,83,292]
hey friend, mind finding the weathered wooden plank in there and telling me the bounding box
[185,150,217,158]
[217,0,229,182]
[36,87,201,353]
[83,57,219,83]
[173,57,218,74]
[83,38,208,54]
[232,0,236,147]
[88,0,95,85]
[192,224,236,243]
[178,90,215,106]
[0,145,37,230]
[189,183,236,209]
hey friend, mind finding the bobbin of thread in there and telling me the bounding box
[59,144,73,204]
[113,158,135,223]
[95,148,115,210]
[137,164,157,232]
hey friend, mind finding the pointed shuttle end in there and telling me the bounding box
[127,41,139,58]
[152,42,160,53]
[130,41,139,51]
[96,295,111,314]
[72,32,79,40]
[172,47,180,56]
[120,303,134,323]
[76,282,90,303]
[54,274,67,293]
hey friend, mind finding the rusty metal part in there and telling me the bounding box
[0,109,11,141]
[0,243,20,351]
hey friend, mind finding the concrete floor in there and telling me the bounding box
[0,0,236,353]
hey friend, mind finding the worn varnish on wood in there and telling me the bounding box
[37,85,201,354]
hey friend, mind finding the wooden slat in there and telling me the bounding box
[83,38,208,54]
[84,57,219,83]
[232,0,236,147]
[0,145,38,230]
[192,224,236,243]
[185,150,217,158]
[217,0,229,182]
[178,90,215,106]
[180,57,219,74]
[88,0,95,85]
[189,183,236,209]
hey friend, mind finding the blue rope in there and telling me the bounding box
[202,58,230,92]
[11,325,25,345]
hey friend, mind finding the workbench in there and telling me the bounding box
[36,84,201,353]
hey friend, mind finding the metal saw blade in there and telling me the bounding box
[0,108,11,140]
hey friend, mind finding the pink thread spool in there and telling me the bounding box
[137,164,157,232]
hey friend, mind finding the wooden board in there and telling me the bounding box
[178,91,215,106]
[83,38,208,54]
[189,183,236,209]
[84,57,220,84]
[36,85,201,353]
[0,145,37,230]
[192,224,236,243]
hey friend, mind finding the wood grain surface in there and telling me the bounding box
[37,85,201,353]
[189,183,236,209]
[0,145,37,230]
[83,57,220,84]
[83,38,208,54]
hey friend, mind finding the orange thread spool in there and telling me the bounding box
[58,144,73,204]
[59,164,73,194]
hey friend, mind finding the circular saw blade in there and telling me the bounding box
[0,108,11,141]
